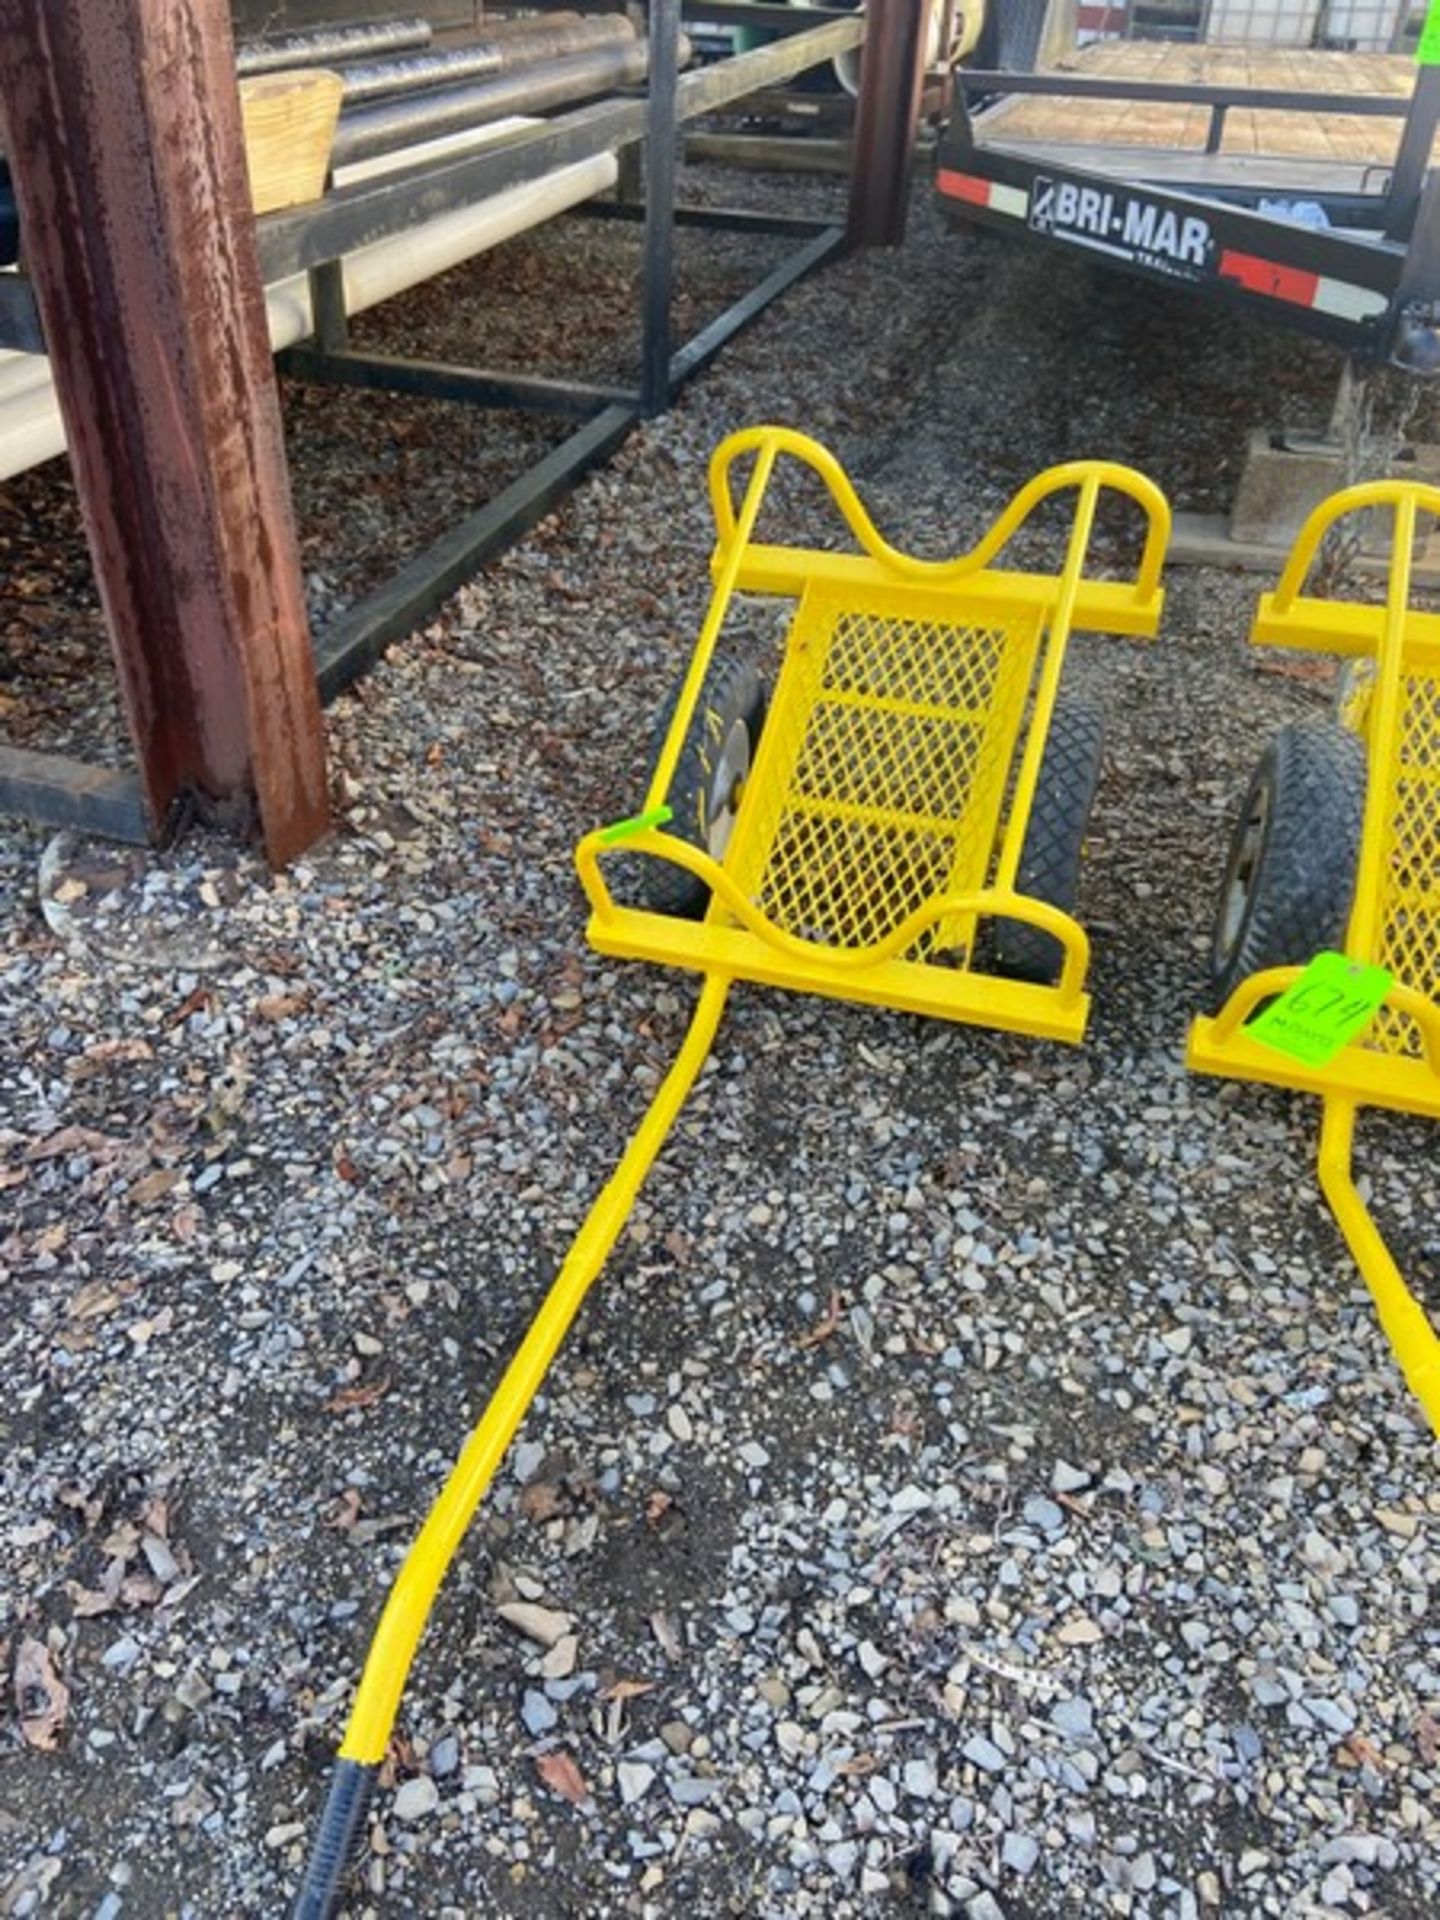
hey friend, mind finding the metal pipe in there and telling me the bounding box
[642,0,681,418]
[847,0,925,248]
[236,17,432,77]
[336,17,637,104]
[332,41,659,168]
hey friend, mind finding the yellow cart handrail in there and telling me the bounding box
[708,424,1171,600]
[1266,476,1440,615]
[576,824,1092,1006]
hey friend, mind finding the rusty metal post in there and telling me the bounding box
[0,0,329,864]
[847,0,930,250]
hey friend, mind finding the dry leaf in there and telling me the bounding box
[67,1280,123,1323]
[1342,1730,1388,1771]
[69,1038,153,1079]
[326,1378,390,1413]
[644,1490,672,1527]
[130,1169,181,1206]
[519,1481,563,1524]
[534,1750,589,1805]
[1415,1710,1440,1766]
[256,993,308,1021]
[650,1609,682,1662]
[326,1488,363,1531]
[15,1637,69,1750]
[600,1678,656,1703]
[797,1289,843,1349]
[26,1125,118,1163]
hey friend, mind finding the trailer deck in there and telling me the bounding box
[980,42,1428,168]
[936,41,1440,367]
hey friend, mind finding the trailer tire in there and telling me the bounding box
[993,700,1106,985]
[1207,722,1369,1013]
[639,654,766,920]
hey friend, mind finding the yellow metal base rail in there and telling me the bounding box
[1187,479,1440,1437]
[294,428,1169,1915]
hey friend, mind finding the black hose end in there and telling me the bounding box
[291,1759,377,1920]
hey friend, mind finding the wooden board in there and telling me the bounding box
[239,68,342,214]
[978,41,1432,169]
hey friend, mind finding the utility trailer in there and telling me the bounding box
[935,37,1440,369]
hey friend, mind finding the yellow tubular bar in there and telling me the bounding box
[575,826,1092,1006]
[338,971,732,1765]
[707,426,1171,603]
[642,439,780,819]
[1347,489,1416,964]
[993,473,1100,894]
[1318,1098,1440,1435]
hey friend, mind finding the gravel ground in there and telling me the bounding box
[2,172,1438,1920]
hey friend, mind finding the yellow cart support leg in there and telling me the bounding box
[1317,1096,1440,1435]
[293,970,733,1920]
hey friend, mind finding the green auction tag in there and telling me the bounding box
[1419,0,1440,65]
[1245,951,1392,1067]
[599,803,673,845]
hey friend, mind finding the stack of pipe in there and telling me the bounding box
[236,17,433,77]
[237,11,667,172]
[329,16,657,167]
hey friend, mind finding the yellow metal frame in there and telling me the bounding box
[299,428,1169,1908]
[1187,479,1440,1435]
[579,425,1169,1045]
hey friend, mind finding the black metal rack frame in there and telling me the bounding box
[936,61,1440,364]
[0,4,864,840]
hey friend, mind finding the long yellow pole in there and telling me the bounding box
[1317,1097,1440,1436]
[294,972,733,1916]
[340,967,732,1762]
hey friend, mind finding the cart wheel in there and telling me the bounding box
[1208,722,1369,1012]
[640,653,766,919]
[993,700,1106,986]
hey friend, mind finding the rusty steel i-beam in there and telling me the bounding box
[0,0,329,863]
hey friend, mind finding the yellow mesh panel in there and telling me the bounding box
[722,585,1039,959]
[1374,667,1440,1056]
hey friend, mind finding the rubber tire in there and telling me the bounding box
[1207,722,1369,1013]
[993,701,1107,985]
[640,653,766,920]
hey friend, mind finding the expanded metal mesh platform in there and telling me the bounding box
[724,586,1041,964]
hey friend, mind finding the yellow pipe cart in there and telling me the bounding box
[294,426,1169,1915]
[1188,480,1440,1437]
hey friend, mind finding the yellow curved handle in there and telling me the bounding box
[1209,964,1440,1078]
[1271,477,1440,613]
[706,424,1171,601]
[576,826,1091,1005]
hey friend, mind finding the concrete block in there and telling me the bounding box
[1229,429,1346,548]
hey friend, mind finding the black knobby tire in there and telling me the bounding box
[640,653,766,920]
[994,700,1107,985]
[1207,721,1369,1012]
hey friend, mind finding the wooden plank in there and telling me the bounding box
[239,68,343,215]
[0,0,329,862]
